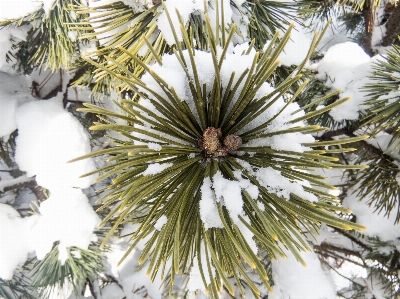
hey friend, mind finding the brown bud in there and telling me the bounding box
[223,134,242,151]
[203,127,221,153]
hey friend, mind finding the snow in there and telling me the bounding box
[100,283,125,299]
[310,42,384,121]
[235,162,318,203]
[270,248,337,299]
[0,186,102,279]
[187,241,216,293]
[104,238,167,299]
[0,1,42,20]
[187,256,205,292]
[279,28,314,67]
[14,97,97,189]
[31,187,101,264]
[212,171,244,223]
[142,162,173,176]
[199,177,224,229]
[147,142,162,151]
[237,215,257,253]
[0,72,36,139]
[0,96,18,139]
[0,0,57,20]
[0,26,29,70]
[47,280,74,299]
[0,204,39,280]
[199,171,261,230]
[342,187,400,241]
[154,215,167,230]
[0,83,101,278]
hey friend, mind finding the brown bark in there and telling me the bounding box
[381,3,400,47]
[362,2,375,56]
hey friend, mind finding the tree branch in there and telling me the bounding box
[362,1,375,56]
[381,2,400,47]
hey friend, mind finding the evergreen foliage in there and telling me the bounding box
[364,44,400,145]
[0,275,35,299]
[69,5,369,297]
[29,231,106,298]
[1,0,400,298]
[344,44,400,224]
[0,0,88,72]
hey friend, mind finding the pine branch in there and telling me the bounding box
[2,180,48,203]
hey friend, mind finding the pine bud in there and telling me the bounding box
[203,127,222,154]
[223,134,242,151]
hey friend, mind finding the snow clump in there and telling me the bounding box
[311,42,383,121]
[31,187,101,264]
[14,97,97,189]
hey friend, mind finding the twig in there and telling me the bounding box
[332,228,372,251]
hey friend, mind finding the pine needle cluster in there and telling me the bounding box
[29,230,107,298]
[0,0,87,72]
[70,3,369,297]
[0,275,35,299]
[364,44,400,147]
[68,0,303,94]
